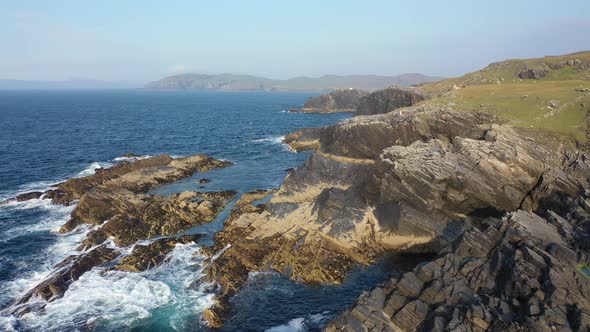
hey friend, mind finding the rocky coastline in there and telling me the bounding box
[199,52,590,330]
[5,154,235,316]
[5,51,590,331]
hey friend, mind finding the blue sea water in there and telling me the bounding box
[0,90,408,331]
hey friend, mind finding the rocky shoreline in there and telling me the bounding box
[5,52,590,331]
[199,102,590,329]
[5,154,235,316]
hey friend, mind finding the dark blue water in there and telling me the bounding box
[0,90,401,331]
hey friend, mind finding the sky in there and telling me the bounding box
[1,0,589,83]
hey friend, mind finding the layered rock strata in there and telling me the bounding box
[202,103,587,328]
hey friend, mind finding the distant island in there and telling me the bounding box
[144,73,444,91]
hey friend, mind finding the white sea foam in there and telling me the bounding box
[266,317,307,332]
[265,312,331,332]
[14,242,214,330]
[0,199,75,242]
[251,135,286,144]
[112,154,152,163]
[0,223,90,302]
[0,160,113,201]
[75,161,113,178]
[251,135,297,153]
[0,180,58,202]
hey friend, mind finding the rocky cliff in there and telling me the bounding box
[200,102,590,328]
[356,86,429,115]
[292,89,369,113]
[9,52,590,331]
[200,52,590,329]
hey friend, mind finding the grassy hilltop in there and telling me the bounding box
[420,51,590,142]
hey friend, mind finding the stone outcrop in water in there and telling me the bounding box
[76,189,235,249]
[11,245,120,315]
[10,154,233,316]
[115,234,202,272]
[201,98,590,328]
[292,89,369,113]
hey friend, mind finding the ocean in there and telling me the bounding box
[0,90,403,331]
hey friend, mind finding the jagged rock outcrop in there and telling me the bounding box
[202,103,587,327]
[76,190,235,249]
[293,89,369,113]
[327,200,590,331]
[59,154,232,232]
[10,154,233,316]
[286,105,494,159]
[356,86,428,115]
[283,127,323,151]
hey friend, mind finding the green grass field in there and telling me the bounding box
[421,51,590,143]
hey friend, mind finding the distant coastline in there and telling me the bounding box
[144,73,444,92]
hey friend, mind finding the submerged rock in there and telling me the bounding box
[15,191,43,201]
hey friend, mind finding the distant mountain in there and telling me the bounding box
[0,78,141,90]
[145,73,444,91]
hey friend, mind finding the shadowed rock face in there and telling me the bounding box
[296,89,370,113]
[284,105,494,159]
[356,86,428,115]
[201,103,589,327]
[327,201,590,332]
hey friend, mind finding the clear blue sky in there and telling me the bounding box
[1,0,589,82]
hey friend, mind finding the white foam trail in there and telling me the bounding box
[14,243,214,331]
[75,162,113,178]
[251,135,286,144]
[0,181,58,202]
[266,317,307,332]
[0,160,113,201]
[251,135,297,153]
[265,312,331,332]
[113,155,152,163]
[0,199,75,242]
[0,223,90,303]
